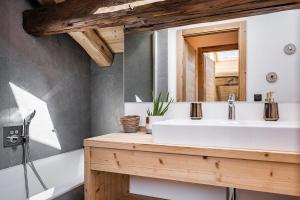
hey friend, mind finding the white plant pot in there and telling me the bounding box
[146,116,165,134]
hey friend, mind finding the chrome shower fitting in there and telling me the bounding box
[3,110,36,148]
[3,110,48,198]
[21,110,48,198]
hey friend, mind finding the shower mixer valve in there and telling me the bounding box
[3,110,36,148]
[3,125,24,147]
[7,135,19,144]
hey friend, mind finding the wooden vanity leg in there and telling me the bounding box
[85,147,130,200]
[85,147,97,200]
[95,172,129,200]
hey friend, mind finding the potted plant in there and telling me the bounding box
[146,92,173,133]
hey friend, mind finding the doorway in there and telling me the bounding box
[176,22,246,102]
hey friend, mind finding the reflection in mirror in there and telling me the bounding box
[124,30,168,102]
[124,31,153,102]
[177,22,246,102]
[204,50,240,101]
[124,10,300,102]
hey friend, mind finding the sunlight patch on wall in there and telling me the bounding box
[135,95,143,102]
[9,82,61,150]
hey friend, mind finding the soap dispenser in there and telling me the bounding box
[190,102,202,120]
[263,92,279,121]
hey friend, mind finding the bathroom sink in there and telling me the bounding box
[152,119,300,152]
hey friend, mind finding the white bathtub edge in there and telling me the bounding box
[0,148,84,200]
[29,178,84,200]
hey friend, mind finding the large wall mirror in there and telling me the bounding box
[124,10,300,102]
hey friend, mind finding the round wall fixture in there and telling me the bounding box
[266,72,278,83]
[284,43,296,55]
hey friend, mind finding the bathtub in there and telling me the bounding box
[0,149,84,200]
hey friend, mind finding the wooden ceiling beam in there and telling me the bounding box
[69,30,113,67]
[24,0,300,36]
[36,0,65,5]
[95,26,124,53]
[38,0,125,53]
[37,0,114,67]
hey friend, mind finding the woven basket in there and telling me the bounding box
[120,115,140,133]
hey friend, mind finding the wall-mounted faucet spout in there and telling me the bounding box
[228,93,236,120]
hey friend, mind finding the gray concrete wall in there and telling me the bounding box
[0,0,91,170]
[91,54,124,136]
[156,29,169,96]
[124,30,169,102]
[124,31,153,102]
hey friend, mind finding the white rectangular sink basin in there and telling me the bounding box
[152,119,300,152]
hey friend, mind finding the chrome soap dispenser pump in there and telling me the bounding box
[263,91,279,121]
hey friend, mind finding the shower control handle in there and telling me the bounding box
[3,125,23,147]
[7,135,19,144]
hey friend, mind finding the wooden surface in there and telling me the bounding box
[176,30,184,102]
[84,169,165,200]
[217,85,240,101]
[120,194,166,200]
[35,0,124,67]
[85,144,165,200]
[37,0,64,5]
[180,22,246,102]
[238,21,247,101]
[85,133,300,164]
[215,77,239,86]
[90,147,300,196]
[84,133,300,198]
[85,146,97,200]
[95,27,124,53]
[23,0,300,36]
[69,30,113,67]
[94,172,129,200]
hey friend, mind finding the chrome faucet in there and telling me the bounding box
[227,188,236,200]
[228,93,236,120]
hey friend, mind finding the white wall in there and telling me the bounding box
[247,10,300,102]
[168,10,300,102]
[125,102,300,200]
[130,176,226,200]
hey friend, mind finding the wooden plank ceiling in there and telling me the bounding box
[37,0,124,67]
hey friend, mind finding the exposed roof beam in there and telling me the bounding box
[37,0,114,67]
[36,0,65,5]
[69,30,113,67]
[38,0,125,53]
[95,27,124,53]
[24,0,300,36]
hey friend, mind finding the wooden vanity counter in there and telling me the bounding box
[84,133,300,200]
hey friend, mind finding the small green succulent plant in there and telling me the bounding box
[147,92,174,116]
